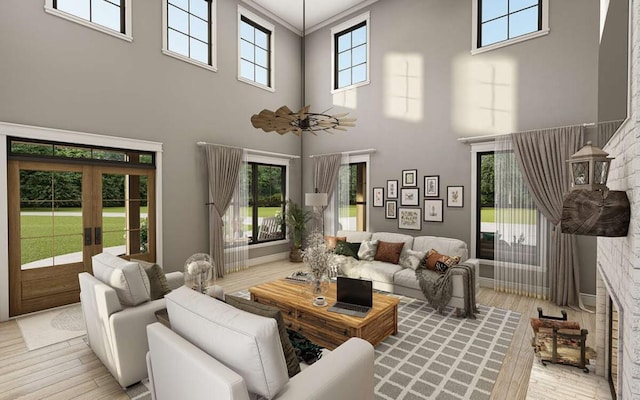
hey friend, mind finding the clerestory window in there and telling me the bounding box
[45,0,132,41]
[162,0,217,71]
[238,7,275,91]
[472,0,549,54]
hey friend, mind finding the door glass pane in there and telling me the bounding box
[102,172,150,256]
[20,170,83,269]
[255,165,284,241]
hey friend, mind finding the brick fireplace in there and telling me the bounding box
[594,1,639,392]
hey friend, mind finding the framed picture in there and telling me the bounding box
[400,188,419,206]
[402,170,418,187]
[447,186,464,207]
[387,180,398,199]
[424,175,440,197]
[385,200,397,219]
[424,199,443,222]
[398,208,422,230]
[373,187,384,207]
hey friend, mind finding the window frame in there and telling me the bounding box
[471,0,549,55]
[237,6,275,92]
[330,12,370,94]
[246,154,288,246]
[44,0,133,42]
[161,0,217,72]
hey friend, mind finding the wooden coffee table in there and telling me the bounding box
[249,279,399,350]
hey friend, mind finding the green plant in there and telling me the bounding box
[280,199,311,248]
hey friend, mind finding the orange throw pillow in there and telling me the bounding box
[422,249,460,273]
[325,236,347,250]
[374,241,405,264]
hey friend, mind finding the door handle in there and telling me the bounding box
[95,227,102,245]
[84,228,92,246]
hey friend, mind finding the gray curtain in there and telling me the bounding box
[204,144,244,278]
[511,126,584,307]
[596,120,624,148]
[313,154,342,198]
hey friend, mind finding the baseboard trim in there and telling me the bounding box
[478,276,596,307]
[247,252,289,267]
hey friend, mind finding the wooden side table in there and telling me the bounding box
[155,308,171,329]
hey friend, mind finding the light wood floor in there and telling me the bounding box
[0,260,595,400]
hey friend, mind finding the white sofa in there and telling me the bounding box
[335,230,480,314]
[146,287,375,400]
[79,253,184,388]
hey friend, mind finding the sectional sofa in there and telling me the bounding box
[333,230,480,316]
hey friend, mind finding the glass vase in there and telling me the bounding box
[307,273,330,296]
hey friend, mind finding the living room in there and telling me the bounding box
[0,0,638,399]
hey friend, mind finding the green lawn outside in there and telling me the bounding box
[480,208,537,224]
[19,208,144,265]
[246,206,358,218]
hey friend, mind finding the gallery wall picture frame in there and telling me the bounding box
[385,200,397,219]
[424,199,443,222]
[400,188,419,206]
[387,180,398,199]
[447,185,464,207]
[424,175,440,197]
[402,169,418,187]
[373,187,384,207]
[398,207,422,230]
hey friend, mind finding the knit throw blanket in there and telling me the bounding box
[415,263,479,318]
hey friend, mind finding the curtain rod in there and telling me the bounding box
[196,141,300,159]
[456,121,613,144]
[308,148,376,158]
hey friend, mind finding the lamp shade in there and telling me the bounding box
[305,192,328,207]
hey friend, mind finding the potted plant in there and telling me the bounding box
[281,199,312,262]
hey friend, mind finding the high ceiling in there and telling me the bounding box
[242,0,378,34]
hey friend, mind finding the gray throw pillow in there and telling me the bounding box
[225,295,301,378]
[133,259,171,300]
[357,239,379,261]
[399,249,427,270]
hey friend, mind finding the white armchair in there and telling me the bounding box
[79,253,184,388]
[146,287,375,400]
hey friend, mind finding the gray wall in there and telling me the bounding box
[0,0,303,271]
[302,0,599,294]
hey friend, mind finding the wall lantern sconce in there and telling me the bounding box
[568,141,613,191]
[561,141,630,237]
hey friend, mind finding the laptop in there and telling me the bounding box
[327,277,373,318]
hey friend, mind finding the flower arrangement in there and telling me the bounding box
[302,230,333,295]
[184,253,215,293]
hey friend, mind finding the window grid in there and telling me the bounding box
[167,0,212,65]
[53,0,125,33]
[477,0,542,48]
[334,21,367,90]
[240,15,271,87]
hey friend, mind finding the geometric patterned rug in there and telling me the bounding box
[374,296,519,400]
[127,293,519,400]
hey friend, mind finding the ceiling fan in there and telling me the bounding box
[250,0,356,136]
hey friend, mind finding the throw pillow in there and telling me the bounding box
[133,258,171,300]
[421,249,461,273]
[324,235,347,250]
[225,295,301,378]
[374,241,404,264]
[399,249,427,270]
[92,252,151,306]
[357,239,379,261]
[334,240,361,260]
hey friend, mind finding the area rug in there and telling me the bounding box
[16,303,86,351]
[127,293,519,400]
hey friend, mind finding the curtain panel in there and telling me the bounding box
[494,136,550,299]
[204,144,244,278]
[313,154,342,234]
[222,152,249,275]
[510,126,584,307]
